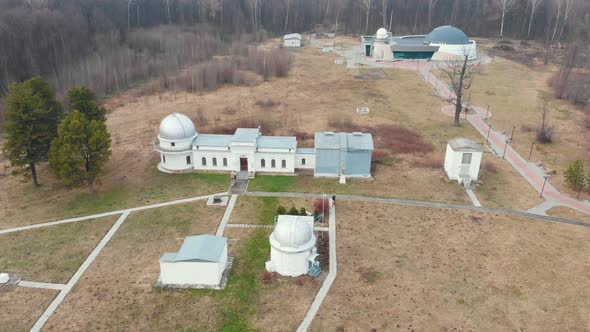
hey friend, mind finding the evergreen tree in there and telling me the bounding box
[299,207,307,216]
[2,77,62,186]
[288,205,299,215]
[67,87,107,122]
[565,160,585,189]
[276,205,286,215]
[49,111,111,193]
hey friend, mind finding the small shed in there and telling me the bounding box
[283,33,302,48]
[159,234,228,288]
[266,215,320,277]
[444,138,482,184]
[314,132,373,178]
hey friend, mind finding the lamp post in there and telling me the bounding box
[502,138,510,159]
[540,174,550,198]
[528,141,535,161]
[577,176,586,199]
[486,124,492,143]
[322,192,326,222]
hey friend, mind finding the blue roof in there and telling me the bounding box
[426,25,469,45]
[257,136,297,150]
[314,132,373,151]
[232,128,260,143]
[166,234,227,262]
[296,148,315,154]
[194,134,232,147]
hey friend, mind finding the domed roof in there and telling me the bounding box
[158,112,197,140]
[272,216,314,248]
[426,25,469,44]
[376,28,388,40]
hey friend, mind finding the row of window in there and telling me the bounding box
[260,159,287,169]
[201,157,228,167]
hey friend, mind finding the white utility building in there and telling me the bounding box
[159,234,229,288]
[266,215,320,277]
[283,33,302,48]
[372,28,394,60]
[444,137,482,185]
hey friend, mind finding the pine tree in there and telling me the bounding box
[2,77,62,186]
[49,111,111,193]
[67,87,107,122]
[564,160,585,189]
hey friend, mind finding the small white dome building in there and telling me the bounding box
[373,27,394,61]
[155,112,197,172]
[266,215,320,277]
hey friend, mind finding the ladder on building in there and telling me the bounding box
[308,264,321,277]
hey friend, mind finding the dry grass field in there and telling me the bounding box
[547,206,590,223]
[0,216,117,284]
[311,202,590,331]
[0,287,58,331]
[231,195,317,225]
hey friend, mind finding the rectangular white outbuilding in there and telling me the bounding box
[444,137,482,184]
[283,33,302,47]
[159,234,228,288]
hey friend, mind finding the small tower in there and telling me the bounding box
[373,28,393,60]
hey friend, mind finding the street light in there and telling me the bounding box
[540,174,551,198]
[577,176,586,199]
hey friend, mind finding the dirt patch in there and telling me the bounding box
[0,286,58,331]
[546,206,590,223]
[311,202,590,331]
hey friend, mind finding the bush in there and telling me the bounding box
[536,126,553,143]
[294,276,305,286]
[299,207,307,216]
[260,271,272,284]
[276,205,286,215]
[288,205,299,215]
[313,198,330,219]
[565,160,585,189]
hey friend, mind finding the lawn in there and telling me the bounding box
[311,202,590,331]
[0,216,117,283]
[230,195,317,225]
[0,287,58,331]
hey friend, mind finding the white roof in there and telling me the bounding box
[283,33,302,40]
[271,215,315,250]
[161,234,227,263]
[159,113,197,140]
[448,137,482,152]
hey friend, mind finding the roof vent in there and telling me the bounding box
[324,131,334,136]
[352,132,362,136]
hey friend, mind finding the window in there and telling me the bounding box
[301,158,306,165]
[281,160,286,168]
[202,157,207,166]
[223,158,227,167]
[213,157,217,166]
[261,159,266,168]
[461,153,472,164]
[162,155,166,164]
[271,159,276,168]
[171,142,175,147]
[186,156,191,165]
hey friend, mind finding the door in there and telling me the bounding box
[365,44,371,56]
[240,158,248,171]
[460,153,472,177]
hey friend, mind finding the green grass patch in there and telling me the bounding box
[259,197,279,225]
[248,175,295,192]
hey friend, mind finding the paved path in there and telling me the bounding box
[245,192,590,228]
[527,199,561,216]
[216,195,238,236]
[225,223,273,229]
[31,211,130,332]
[297,201,337,332]
[465,189,482,207]
[0,192,226,235]
[17,280,67,291]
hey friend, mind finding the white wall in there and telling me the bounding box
[373,41,393,60]
[160,152,193,171]
[433,40,477,60]
[444,144,482,182]
[160,261,224,285]
[283,39,301,47]
[254,153,295,173]
[193,151,235,172]
[295,153,315,169]
[158,136,194,151]
[266,248,312,277]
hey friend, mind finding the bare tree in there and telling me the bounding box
[284,0,290,32]
[436,50,479,126]
[527,0,542,39]
[558,0,574,41]
[358,0,372,33]
[428,0,440,28]
[381,0,387,28]
[552,0,563,40]
[166,0,172,25]
[537,99,553,143]
[388,7,394,31]
[495,0,514,38]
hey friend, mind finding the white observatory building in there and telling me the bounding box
[266,215,320,277]
[444,137,483,185]
[372,28,393,60]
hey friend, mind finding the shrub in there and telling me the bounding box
[288,205,299,215]
[260,271,272,284]
[536,126,553,143]
[255,98,280,109]
[299,207,307,216]
[276,205,286,215]
[313,198,330,219]
[294,276,305,286]
[371,149,389,164]
[565,160,585,189]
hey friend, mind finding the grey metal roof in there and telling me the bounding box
[284,33,302,40]
[314,132,373,151]
[194,134,232,147]
[257,136,297,150]
[389,35,427,46]
[232,128,260,143]
[426,25,469,45]
[296,148,315,154]
[170,234,227,263]
[448,138,482,152]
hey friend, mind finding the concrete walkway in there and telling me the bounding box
[225,223,273,229]
[0,192,226,235]
[465,189,482,207]
[216,195,238,236]
[297,201,337,332]
[31,211,130,332]
[527,199,561,216]
[245,191,590,228]
[17,280,67,291]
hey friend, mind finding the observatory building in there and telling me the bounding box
[265,215,320,277]
[361,25,477,60]
[283,33,302,48]
[154,112,373,178]
[444,137,483,186]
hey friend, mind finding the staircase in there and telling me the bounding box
[308,264,321,277]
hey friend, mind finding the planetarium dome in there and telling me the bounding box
[158,112,197,140]
[426,25,469,45]
[272,216,314,248]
